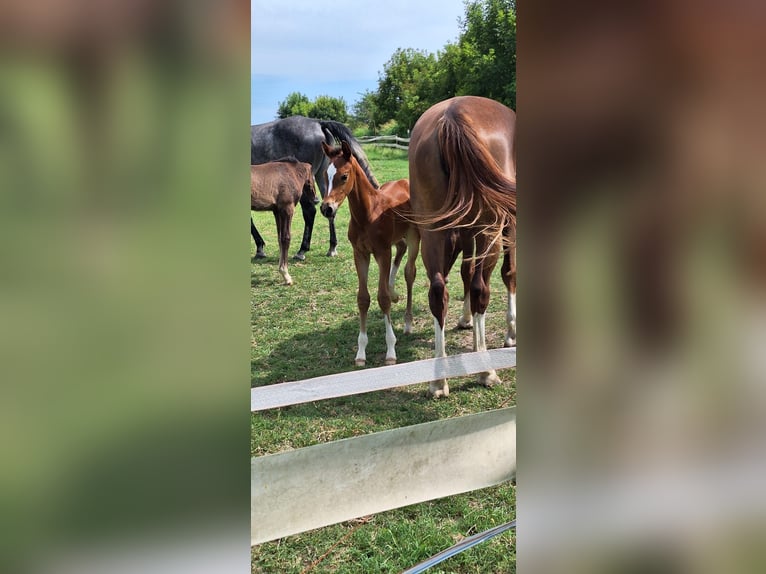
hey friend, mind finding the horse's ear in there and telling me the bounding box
[341,140,352,160]
[321,141,333,156]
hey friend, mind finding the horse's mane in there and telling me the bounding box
[272,155,302,164]
[320,120,380,189]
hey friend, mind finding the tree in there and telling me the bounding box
[277,92,311,118]
[374,48,440,134]
[352,90,380,133]
[453,0,516,109]
[276,92,349,123]
[307,95,349,123]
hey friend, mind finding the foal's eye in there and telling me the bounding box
[341,174,349,182]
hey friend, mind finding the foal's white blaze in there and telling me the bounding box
[384,315,397,365]
[506,291,517,347]
[326,163,337,194]
[355,329,368,366]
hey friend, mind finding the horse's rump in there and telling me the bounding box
[438,107,515,229]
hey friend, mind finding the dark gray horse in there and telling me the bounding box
[251,116,379,259]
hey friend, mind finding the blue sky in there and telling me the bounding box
[251,0,467,125]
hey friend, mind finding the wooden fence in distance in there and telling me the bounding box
[357,134,410,150]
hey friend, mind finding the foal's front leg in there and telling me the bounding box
[353,249,371,366]
[375,247,397,365]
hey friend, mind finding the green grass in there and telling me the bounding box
[251,145,515,573]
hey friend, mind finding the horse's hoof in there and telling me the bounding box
[384,357,396,366]
[293,252,306,261]
[428,381,449,398]
[478,372,502,387]
[255,252,266,259]
[457,317,473,330]
[326,248,338,257]
[355,359,366,367]
[390,292,400,304]
[504,338,516,348]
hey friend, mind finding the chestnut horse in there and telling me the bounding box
[408,96,516,397]
[320,140,420,366]
[251,157,315,285]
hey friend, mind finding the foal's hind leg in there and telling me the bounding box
[275,209,293,285]
[403,229,419,335]
[251,218,266,258]
[353,249,371,366]
[388,240,407,304]
[375,247,397,365]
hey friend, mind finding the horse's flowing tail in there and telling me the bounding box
[433,108,517,237]
[320,120,380,188]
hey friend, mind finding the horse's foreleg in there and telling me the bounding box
[294,194,315,261]
[403,230,419,335]
[354,250,371,366]
[276,210,293,285]
[389,240,406,304]
[375,248,397,365]
[327,216,338,257]
[251,218,266,258]
[502,241,516,347]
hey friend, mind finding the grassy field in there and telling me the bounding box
[251,146,516,573]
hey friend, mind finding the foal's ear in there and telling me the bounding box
[341,140,352,160]
[321,141,333,156]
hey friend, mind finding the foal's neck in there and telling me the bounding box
[347,160,380,223]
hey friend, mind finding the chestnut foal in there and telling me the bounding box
[320,140,420,366]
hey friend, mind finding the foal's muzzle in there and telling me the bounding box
[320,202,336,219]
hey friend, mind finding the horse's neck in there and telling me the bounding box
[347,166,379,223]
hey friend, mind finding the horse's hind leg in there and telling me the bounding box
[294,193,315,261]
[276,209,293,285]
[389,239,406,304]
[470,235,502,386]
[502,239,516,347]
[251,217,266,258]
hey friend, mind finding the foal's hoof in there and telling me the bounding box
[293,252,306,261]
[390,292,401,304]
[478,371,502,387]
[428,381,449,398]
[457,316,473,330]
[355,359,366,367]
